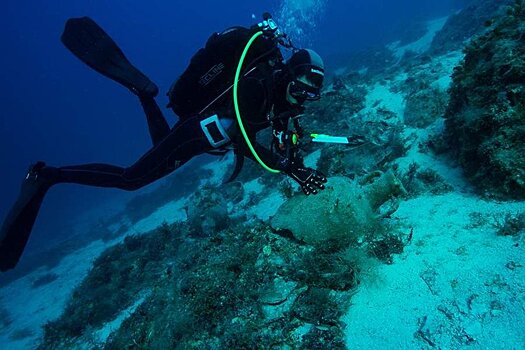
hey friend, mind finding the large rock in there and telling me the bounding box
[271,172,406,248]
[444,1,525,198]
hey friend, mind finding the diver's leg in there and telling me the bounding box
[0,116,212,271]
[138,96,170,147]
[57,115,211,189]
[61,17,158,98]
[0,162,56,271]
[62,16,169,145]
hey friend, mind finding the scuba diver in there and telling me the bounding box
[0,14,327,271]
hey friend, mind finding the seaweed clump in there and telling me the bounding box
[404,87,449,128]
[444,0,525,199]
[400,162,454,197]
[102,223,358,349]
[41,222,185,348]
[314,110,408,178]
[39,190,365,349]
[37,166,410,350]
[494,212,525,236]
[185,184,231,236]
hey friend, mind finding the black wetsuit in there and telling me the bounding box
[44,63,301,190]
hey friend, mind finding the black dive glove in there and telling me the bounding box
[286,166,327,195]
[275,129,327,195]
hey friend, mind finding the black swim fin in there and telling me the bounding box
[0,163,53,272]
[61,17,158,97]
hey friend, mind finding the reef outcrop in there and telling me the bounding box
[443,0,525,198]
[39,167,410,349]
[271,172,406,249]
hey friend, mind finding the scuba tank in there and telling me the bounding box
[167,13,294,120]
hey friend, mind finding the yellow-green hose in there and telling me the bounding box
[233,31,281,174]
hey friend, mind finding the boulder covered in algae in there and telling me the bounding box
[444,0,525,199]
[271,171,406,248]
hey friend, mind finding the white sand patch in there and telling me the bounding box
[201,152,234,185]
[363,83,406,117]
[243,178,265,196]
[240,178,285,221]
[88,294,148,348]
[246,191,287,221]
[124,197,187,235]
[304,149,322,169]
[388,16,449,61]
[344,192,525,349]
[0,240,110,350]
[238,149,323,222]
[430,51,464,92]
[0,194,189,350]
[432,75,453,92]
[396,121,470,191]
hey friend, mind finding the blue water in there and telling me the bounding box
[0,0,464,252]
[6,1,517,349]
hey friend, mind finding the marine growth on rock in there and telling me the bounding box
[444,0,525,199]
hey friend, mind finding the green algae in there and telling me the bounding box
[444,0,525,199]
[39,188,404,349]
[271,173,406,249]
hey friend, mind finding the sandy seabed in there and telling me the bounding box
[1,14,524,350]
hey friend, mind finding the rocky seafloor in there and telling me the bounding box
[1,1,525,349]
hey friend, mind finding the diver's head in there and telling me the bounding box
[285,49,324,105]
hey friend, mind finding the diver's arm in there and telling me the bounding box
[236,71,326,194]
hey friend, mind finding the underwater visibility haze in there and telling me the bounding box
[0,0,524,349]
[0,0,467,250]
